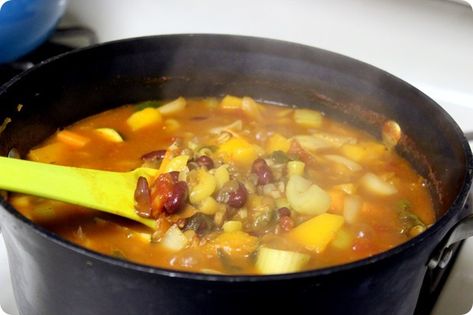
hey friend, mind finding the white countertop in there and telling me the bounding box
[2,0,473,314]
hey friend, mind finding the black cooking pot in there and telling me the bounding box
[0,34,472,315]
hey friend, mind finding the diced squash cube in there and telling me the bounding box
[289,213,344,253]
[28,142,67,163]
[294,109,323,128]
[266,133,291,153]
[95,128,123,143]
[206,231,258,258]
[219,95,243,110]
[161,225,188,251]
[218,137,258,167]
[256,247,310,274]
[127,107,163,131]
[158,97,186,116]
[57,130,89,148]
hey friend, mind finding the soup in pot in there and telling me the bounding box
[10,95,435,275]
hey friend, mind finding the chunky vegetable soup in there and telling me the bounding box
[10,96,435,275]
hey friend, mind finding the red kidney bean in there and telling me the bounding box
[134,176,152,217]
[277,207,291,217]
[279,215,294,232]
[163,181,189,214]
[227,181,248,208]
[196,155,214,169]
[141,149,166,161]
[251,158,273,185]
[168,171,180,183]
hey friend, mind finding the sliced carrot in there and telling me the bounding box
[328,189,345,215]
[57,130,90,148]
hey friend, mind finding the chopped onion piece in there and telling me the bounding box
[95,128,123,143]
[291,135,332,152]
[311,132,357,148]
[241,97,263,121]
[210,120,243,135]
[161,225,188,251]
[325,154,362,172]
[286,175,331,215]
[360,172,398,196]
[157,97,187,115]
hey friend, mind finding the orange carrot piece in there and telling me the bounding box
[57,130,90,148]
[328,189,345,215]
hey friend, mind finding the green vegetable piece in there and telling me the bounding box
[183,213,216,237]
[396,199,426,234]
[134,100,163,111]
[271,150,290,164]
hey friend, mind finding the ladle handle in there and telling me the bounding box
[0,157,156,229]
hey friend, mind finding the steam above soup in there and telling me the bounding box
[10,96,435,275]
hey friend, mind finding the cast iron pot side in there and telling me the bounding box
[0,35,471,315]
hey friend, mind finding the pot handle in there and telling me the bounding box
[428,213,473,269]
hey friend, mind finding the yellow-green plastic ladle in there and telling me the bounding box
[0,156,159,229]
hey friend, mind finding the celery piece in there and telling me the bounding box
[256,247,310,274]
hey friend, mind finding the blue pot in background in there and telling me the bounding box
[0,0,67,64]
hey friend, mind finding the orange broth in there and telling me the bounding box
[10,96,435,275]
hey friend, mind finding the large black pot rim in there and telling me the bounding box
[1,33,472,283]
